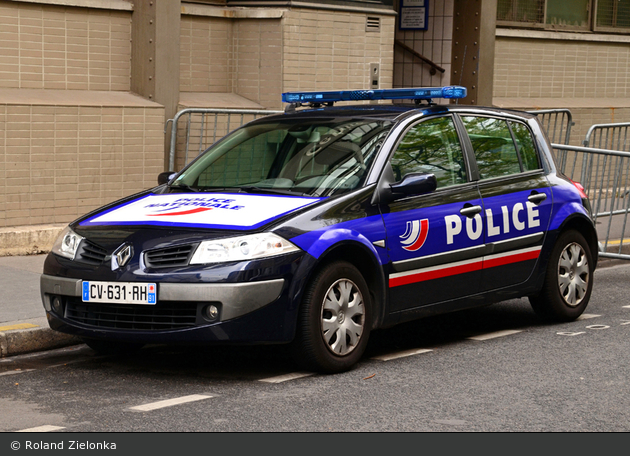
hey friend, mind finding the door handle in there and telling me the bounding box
[528,192,547,205]
[460,205,482,217]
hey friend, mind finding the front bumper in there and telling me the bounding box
[40,274,289,344]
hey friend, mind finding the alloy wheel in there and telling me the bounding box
[320,278,365,356]
[557,242,589,307]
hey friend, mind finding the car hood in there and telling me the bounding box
[77,192,324,231]
[66,191,324,256]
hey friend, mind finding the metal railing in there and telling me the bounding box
[168,107,575,172]
[553,142,630,260]
[166,108,283,172]
[527,109,574,145]
[583,122,630,151]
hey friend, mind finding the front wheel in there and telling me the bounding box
[529,230,594,322]
[292,261,371,374]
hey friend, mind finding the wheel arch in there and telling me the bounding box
[303,241,387,330]
[531,212,598,294]
[557,213,599,269]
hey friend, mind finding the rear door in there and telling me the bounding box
[458,115,553,291]
[381,115,485,312]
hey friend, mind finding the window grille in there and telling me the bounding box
[497,0,630,32]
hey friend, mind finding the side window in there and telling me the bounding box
[391,116,467,189]
[509,121,540,171]
[461,116,521,179]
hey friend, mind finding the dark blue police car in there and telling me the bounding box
[41,86,597,373]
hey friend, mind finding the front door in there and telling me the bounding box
[381,115,485,312]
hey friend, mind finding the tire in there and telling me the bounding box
[82,338,144,356]
[292,261,371,374]
[529,230,593,322]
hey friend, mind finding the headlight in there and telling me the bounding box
[190,233,300,265]
[51,226,85,260]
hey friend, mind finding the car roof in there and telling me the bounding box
[257,103,538,123]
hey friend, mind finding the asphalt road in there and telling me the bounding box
[1,263,629,433]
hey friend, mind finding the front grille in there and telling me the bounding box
[65,298,198,331]
[78,240,108,265]
[145,244,196,268]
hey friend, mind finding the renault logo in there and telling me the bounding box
[112,244,133,270]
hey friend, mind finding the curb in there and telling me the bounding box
[0,326,81,358]
[0,224,66,257]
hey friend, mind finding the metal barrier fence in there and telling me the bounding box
[527,109,575,174]
[584,122,630,151]
[166,108,283,172]
[168,107,575,171]
[527,109,574,145]
[553,143,630,260]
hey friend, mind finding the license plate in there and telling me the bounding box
[82,281,157,305]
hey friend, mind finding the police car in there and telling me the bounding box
[41,86,597,373]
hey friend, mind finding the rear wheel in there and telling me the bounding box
[82,338,144,356]
[292,261,371,374]
[529,230,593,321]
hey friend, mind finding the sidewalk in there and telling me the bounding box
[0,253,81,358]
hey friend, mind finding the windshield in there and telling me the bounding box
[171,117,394,197]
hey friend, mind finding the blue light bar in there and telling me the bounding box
[282,86,467,104]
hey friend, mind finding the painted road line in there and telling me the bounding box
[258,372,314,383]
[602,238,630,246]
[0,369,36,377]
[467,329,522,341]
[586,324,610,330]
[129,394,213,412]
[16,425,65,432]
[621,321,630,325]
[578,314,601,320]
[0,323,39,331]
[623,306,630,309]
[557,331,586,336]
[372,348,433,362]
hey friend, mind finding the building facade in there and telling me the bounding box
[0,0,628,234]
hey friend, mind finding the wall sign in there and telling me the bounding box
[399,0,428,31]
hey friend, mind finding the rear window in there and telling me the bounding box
[461,116,541,179]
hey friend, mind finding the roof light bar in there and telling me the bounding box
[282,86,467,104]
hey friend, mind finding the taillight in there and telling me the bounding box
[570,179,588,199]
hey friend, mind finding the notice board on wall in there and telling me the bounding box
[399,0,428,30]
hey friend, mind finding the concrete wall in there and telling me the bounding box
[180,15,233,93]
[283,8,395,96]
[0,1,131,91]
[0,90,164,228]
[234,18,282,108]
[0,1,164,230]
[493,30,630,146]
[494,34,630,100]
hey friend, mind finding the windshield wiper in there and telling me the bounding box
[240,186,306,196]
[168,184,200,192]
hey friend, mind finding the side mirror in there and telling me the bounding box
[158,171,176,186]
[390,173,437,198]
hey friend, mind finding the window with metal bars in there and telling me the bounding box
[596,0,630,29]
[497,0,630,32]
